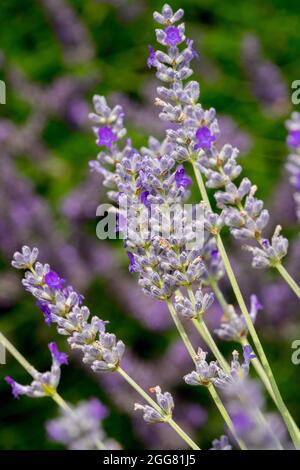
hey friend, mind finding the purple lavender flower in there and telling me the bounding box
[243,345,256,366]
[134,386,174,424]
[5,341,67,399]
[36,300,53,326]
[164,26,183,46]
[12,247,125,373]
[49,342,69,365]
[45,271,65,290]
[147,45,157,68]
[5,377,21,399]
[287,130,300,149]
[127,251,138,273]
[187,39,198,59]
[140,190,150,207]
[175,166,192,189]
[195,127,216,150]
[97,127,117,149]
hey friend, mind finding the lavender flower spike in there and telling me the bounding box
[5,342,67,399]
[12,246,125,373]
[134,386,174,424]
[184,349,220,386]
[150,4,289,270]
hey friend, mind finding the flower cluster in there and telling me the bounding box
[5,342,67,399]
[175,289,214,320]
[184,346,255,389]
[12,246,125,372]
[184,349,219,386]
[215,294,262,341]
[210,435,232,451]
[286,112,300,222]
[46,398,120,450]
[89,92,220,303]
[134,386,174,424]
[149,4,289,270]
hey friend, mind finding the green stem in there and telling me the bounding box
[165,302,244,449]
[216,237,300,448]
[275,263,300,299]
[208,384,246,450]
[188,286,284,449]
[209,277,233,320]
[186,287,229,372]
[0,331,105,450]
[117,367,200,450]
[191,162,300,448]
[166,300,197,364]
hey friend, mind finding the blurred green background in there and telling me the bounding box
[0,0,300,450]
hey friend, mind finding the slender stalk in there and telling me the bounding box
[186,287,229,372]
[117,366,200,450]
[217,237,300,448]
[207,384,246,450]
[187,287,284,449]
[0,331,105,450]
[164,303,245,449]
[275,263,300,299]
[166,300,197,364]
[209,277,233,319]
[191,162,300,448]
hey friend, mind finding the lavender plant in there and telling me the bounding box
[88,3,300,449]
[3,3,300,452]
[8,246,199,450]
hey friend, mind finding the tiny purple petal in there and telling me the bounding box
[195,126,216,151]
[140,190,150,207]
[127,251,138,273]
[36,300,53,326]
[165,26,183,46]
[250,295,263,313]
[243,345,256,365]
[97,126,117,149]
[175,166,192,189]
[147,45,157,68]
[211,248,219,259]
[48,342,68,365]
[5,376,20,399]
[287,129,300,149]
[44,271,65,290]
[262,239,270,250]
[187,39,198,59]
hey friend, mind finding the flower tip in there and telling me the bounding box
[48,342,69,365]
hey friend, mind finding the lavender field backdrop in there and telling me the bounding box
[0,0,300,450]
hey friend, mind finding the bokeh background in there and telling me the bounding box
[0,0,300,450]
